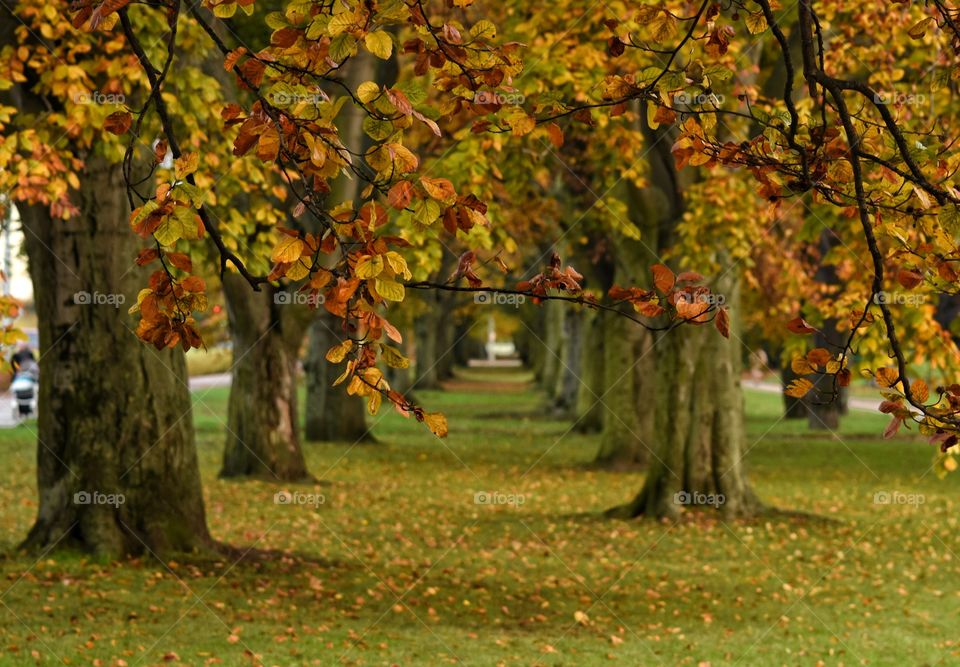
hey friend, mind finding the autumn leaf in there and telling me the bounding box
[272,235,305,263]
[421,177,457,204]
[785,378,814,398]
[364,31,393,59]
[651,264,675,293]
[786,317,816,334]
[103,111,132,135]
[896,268,923,289]
[388,181,414,210]
[875,367,899,388]
[422,412,448,437]
[714,307,730,338]
[325,339,353,363]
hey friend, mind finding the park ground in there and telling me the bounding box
[0,367,959,666]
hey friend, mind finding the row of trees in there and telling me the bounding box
[2,0,960,557]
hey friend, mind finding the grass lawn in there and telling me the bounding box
[1,367,959,666]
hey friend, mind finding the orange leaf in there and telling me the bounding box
[652,263,675,293]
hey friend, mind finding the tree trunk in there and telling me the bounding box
[547,307,582,417]
[593,302,653,468]
[610,106,760,518]
[18,155,212,556]
[412,284,457,390]
[220,274,312,480]
[610,278,761,519]
[302,51,379,441]
[805,322,841,430]
[574,310,605,433]
[304,310,372,442]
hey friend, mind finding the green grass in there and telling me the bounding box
[1,368,959,666]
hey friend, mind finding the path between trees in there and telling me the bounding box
[741,378,882,412]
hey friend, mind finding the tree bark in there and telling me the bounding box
[574,310,605,433]
[220,274,312,480]
[18,155,212,556]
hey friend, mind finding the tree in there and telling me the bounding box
[1,3,213,555]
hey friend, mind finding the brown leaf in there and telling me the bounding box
[104,111,132,135]
[786,317,816,335]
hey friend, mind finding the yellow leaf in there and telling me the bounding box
[908,17,933,39]
[423,412,448,438]
[420,176,456,204]
[785,378,814,398]
[325,339,353,363]
[374,278,405,302]
[367,390,382,415]
[357,81,381,103]
[380,344,410,369]
[364,30,393,59]
[912,379,929,403]
[791,357,816,375]
[875,367,899,388]
[355,254,384,279]
[272,235,305,263]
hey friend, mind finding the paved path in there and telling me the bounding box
[0,374,879,428]
[742,378,882,412]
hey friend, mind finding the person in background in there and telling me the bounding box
[11,342,35,373]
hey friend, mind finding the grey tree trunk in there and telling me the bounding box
[220,275,312,480]
[546,307,582,417]
[18,155,212,556]
[574,310,605,433]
